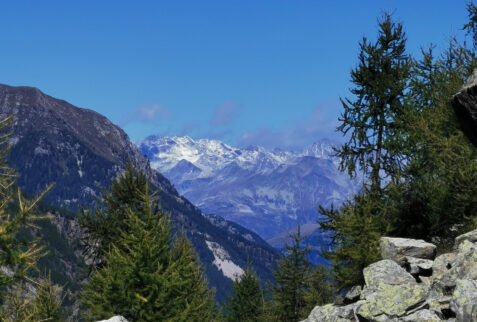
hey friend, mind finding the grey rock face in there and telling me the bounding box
[363,259,416,288]
[96,317,129,322]
[452,68,477,146]
[303,229,477,322]
[454,228,477,251]
[380,237,437,265]
[404,256,434,276]
[344,285,362,304]
[401,309,442,321]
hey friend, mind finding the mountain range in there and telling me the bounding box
[139,135,358,240]
[0,84,279,304]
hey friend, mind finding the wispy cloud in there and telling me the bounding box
[119,102,173,127]
[237,100,342,150]
[210,101,239,126]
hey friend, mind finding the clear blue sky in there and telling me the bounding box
[0,1,471,150]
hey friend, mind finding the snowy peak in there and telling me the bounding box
[139,135,357,239]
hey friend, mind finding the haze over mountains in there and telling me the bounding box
[139,135,359,240]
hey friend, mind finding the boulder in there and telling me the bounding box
[401,309,442,321]
[301,301,365,322]
[357,282,428,320]
[451,279,477,321]
[452,69,477,147]
[96,317,129,322]
[363,259,416,288]
[344,285,362,304]
[302,232,477,322]
[433,252,458,280]
[380,237,436,265]
[404,256,434,276]
[454,229,477,251]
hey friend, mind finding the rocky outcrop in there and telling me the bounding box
[96,317,128,322]
[302,229,477,321]
[452,69,477,147]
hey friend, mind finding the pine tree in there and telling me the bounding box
[303,265,333,313]
[0,115,60,321]
[170,234,217,321]
[319,191,385,289]
[224,265,263,322]
[81,166,217,321]
[388,40,477,242]
[336,12,412,195]
[319,12,411,290]
[272,230,311,322]
[79,162,158,267]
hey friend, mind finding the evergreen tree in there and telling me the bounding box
[336,12,412,194]
[388,40,477,242]
[81,166,217,321]
[224,265,263,322]
[319,12,410,290]
[79,162,158,267]
[272,230,311,322]
[0,115,60,321]
[303,265,333,313]
[319,191,385,289]
[170,234,217,321]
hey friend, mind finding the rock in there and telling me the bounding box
[433,253,457,280]
[96,317,129,322]
[401,309,442,321]
[452,69,477,147]
[363,259,416,288]
[357,283,428,319]
[451,279,477,322]
[455,229,477,251]
[301,301,365,322]
[344,285,362,304]
[404,256,434,276]
[302,232,477,322]
[380,237,436,265]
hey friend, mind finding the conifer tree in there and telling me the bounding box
[303,264,333,312]
[336,12,411,194]
[0,115,60,321]
[319,12,411,290]
[388,40,477,241]
[224,265,263,322]
[81,166,217,321]
[272,230,311,322]
[79,163,157,267]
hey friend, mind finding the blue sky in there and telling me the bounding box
[0,1,471,150]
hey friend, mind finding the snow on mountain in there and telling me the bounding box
[139,136,358,239]
[206,241,244,281]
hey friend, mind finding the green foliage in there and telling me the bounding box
[0,115,61,321]
[79,162,158,267]
[388,40,477,242]
[303,264,334,313]
[319,12,410,290]
[336,12,412,194]
[464,2,477,49]
[224,266,263,322]
[319,191,386,289]
[81,165,217,321]
[271,231,311,322]
[1,276,63,322]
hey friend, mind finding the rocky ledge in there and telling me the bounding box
[303,229,477,321]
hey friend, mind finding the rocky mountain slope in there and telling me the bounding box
[0,84,279,302]
[139,136,358,239]
[303,231,477,321]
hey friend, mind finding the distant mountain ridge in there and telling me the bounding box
[0,84,279,302]
[139,135,358,239]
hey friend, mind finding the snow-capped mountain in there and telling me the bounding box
[139,136,358,239]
